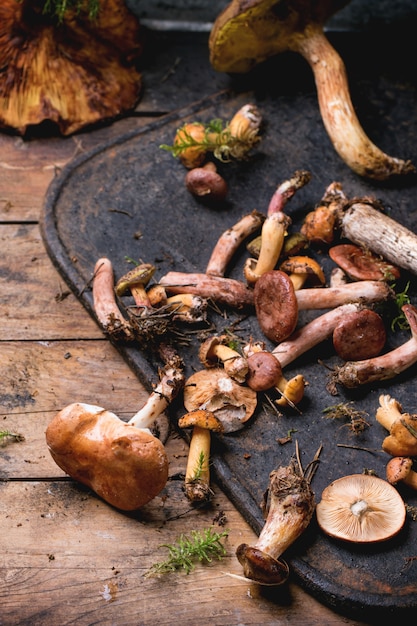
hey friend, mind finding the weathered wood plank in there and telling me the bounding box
[0,475,364,626]
[0,224,102,340]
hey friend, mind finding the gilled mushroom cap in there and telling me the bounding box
[0,0,143,135]
[316,474,406,543]
[183,368,257,433]
[329,244,400,281]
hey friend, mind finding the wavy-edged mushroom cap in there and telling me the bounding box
[279,255,325,290]
[254,270,298,343]
[183,368,257,433]
[329,244,400,281]
[45,402,169,511]
[316,474,406,543]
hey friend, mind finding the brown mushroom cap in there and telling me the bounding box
[45,403,169,511]
[382,413,417,457]
[386,456,415,486]
[254,270,298,343]
[329,244,400,281]
[332,308,386,361]
[0,0,143,135]
[178,409,224,433]
[246,351,283,391]
[316,474,406,543]
[183,368,257,433]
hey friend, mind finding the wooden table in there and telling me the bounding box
[0,28,375,626]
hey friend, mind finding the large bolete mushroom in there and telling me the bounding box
[209,0,415,180]
[0,0,143,135]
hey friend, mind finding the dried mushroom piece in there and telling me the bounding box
[316,474,406,543]
[0,0,143,135]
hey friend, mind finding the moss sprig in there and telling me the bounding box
[144,527,229,578]
[42,0,100,22]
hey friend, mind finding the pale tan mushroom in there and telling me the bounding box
[376,395,417,457]
[199,335,248,383]
[316,474,406,543]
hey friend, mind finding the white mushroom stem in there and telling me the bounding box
[340,201,417,275]
[128,364,184,431]
[336,304,417,388]
[272,303,361,368]
[297,26,414,180]
[92,257,134,340]
[206,210,264,277]
[296,280,392,310]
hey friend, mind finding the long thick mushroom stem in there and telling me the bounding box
[206,210,264,277]
[336,304,417,388]
[295,280,393,310]
[340,201,417,276]
[159,272,254,309]
[236,457,315,585]
[272,302,361,368]
[93,257,134,341]
[296,26,415,180]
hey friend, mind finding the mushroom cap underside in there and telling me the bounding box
[316,473,406,543]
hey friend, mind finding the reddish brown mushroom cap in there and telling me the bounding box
[254,270,298,343]
[329,244,400,281]
[246,351,283,391]
[332,308,386,361]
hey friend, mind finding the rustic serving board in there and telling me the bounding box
[41,40,417,618]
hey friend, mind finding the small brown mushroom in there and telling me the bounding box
[376,395,417,457]
[332,308,386,361]
[336,304,417,388]
[254,270,298,343]
[178,409,224,503]
[183,368,257,433]
[199,335,248,383]
[316,474,406,543]
[386,457,417,491]
[279,256,325,290]
[329,244,400,282]
[115,263,156,311]
[185,163,228,203]
[300,181,347,246]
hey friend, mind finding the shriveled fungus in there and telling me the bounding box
[0,0,143,135]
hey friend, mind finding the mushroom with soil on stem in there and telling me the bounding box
[236,451,317,585]
[316,473,406,543]
[178,409,224,504]
[335,303,417,389]
[199,335,249,384]
[209,0,415,180]
[45,357,184,511]
[0,0,144,136]
[375,395,417,457]
[386,457,417,491]
[93,257,135,342]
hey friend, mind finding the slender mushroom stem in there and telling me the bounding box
[244,212,292,285]
[92,257,134,341]
[199,335,248,383]
[236,457,315,585]
[206,210,264,277]
[267,170,312,215]
[272,303,362,368]
[128,362,185,431]
[336,304,417,388]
